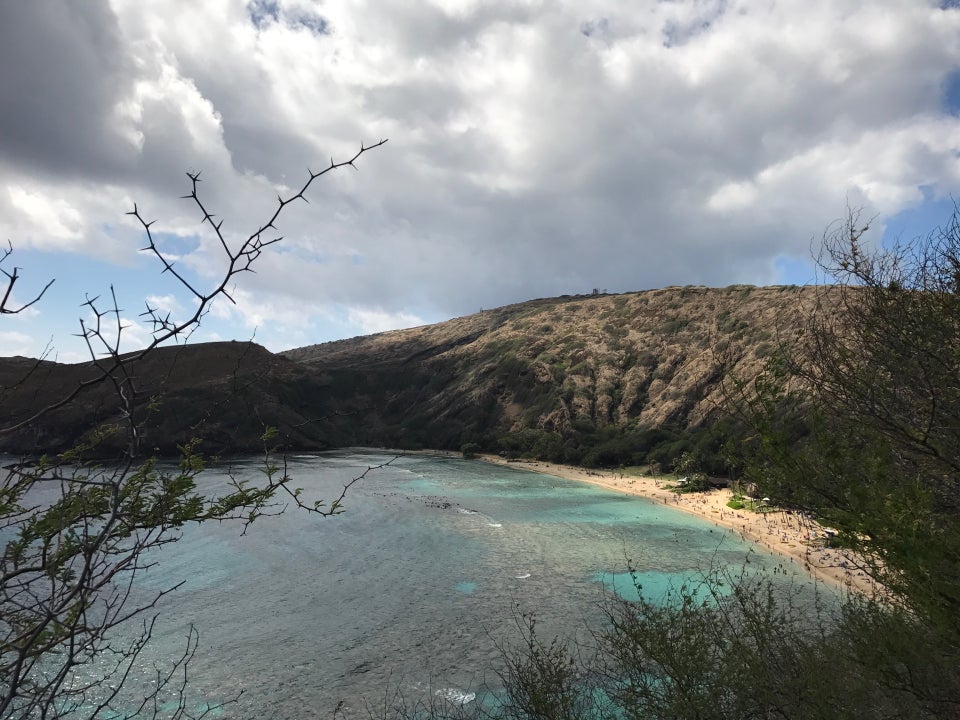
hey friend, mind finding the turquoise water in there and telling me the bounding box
[63,452,811,718]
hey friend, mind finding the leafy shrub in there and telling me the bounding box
[460,442,481,459]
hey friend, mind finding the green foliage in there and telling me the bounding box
[489,420,741,478]
[659,317,689,334]
[739,210,960,635]
[568,360,592,376]
[591,573,960,720]
[1,439,296,716]
[493,611,594,720]
[725,494,767,512]
[385,570,960,720]
[671,449,699,477]
[602,322,628,340]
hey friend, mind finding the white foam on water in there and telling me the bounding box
[487,522,503,528]
[435,688,476,705]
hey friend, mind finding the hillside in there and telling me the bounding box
[0,285,818,465]
[0,342,335,455]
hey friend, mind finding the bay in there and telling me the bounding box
[73,451,812,718]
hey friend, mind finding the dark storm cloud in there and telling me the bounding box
[0,1,138,180]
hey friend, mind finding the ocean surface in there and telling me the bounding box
[65,452,814,718]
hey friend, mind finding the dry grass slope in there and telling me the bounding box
[1,285,827,458]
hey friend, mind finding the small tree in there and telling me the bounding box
[0,140,386,719]
[672,450,710,492]
[743,207,960,637]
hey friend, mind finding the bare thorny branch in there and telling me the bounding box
[1,139,388,719]
[0,241,55,316]
[2,139,388,443]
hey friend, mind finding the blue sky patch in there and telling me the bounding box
[248,0,279,29]
[943,69,960,116]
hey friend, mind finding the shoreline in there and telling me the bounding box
[474,454,878,595]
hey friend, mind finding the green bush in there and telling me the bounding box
[460,442,481,459]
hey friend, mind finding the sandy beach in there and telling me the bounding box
[477,454,878,595]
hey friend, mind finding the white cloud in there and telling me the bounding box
[0,331,34,357]
[708,181,759,213]
[144,293,182,316]
[77,308,154,357]
[346,308,426,335]
[7,185,85,243]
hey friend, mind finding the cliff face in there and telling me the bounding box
[0,285,818,457]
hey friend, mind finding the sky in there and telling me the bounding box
[2,0,960,362]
